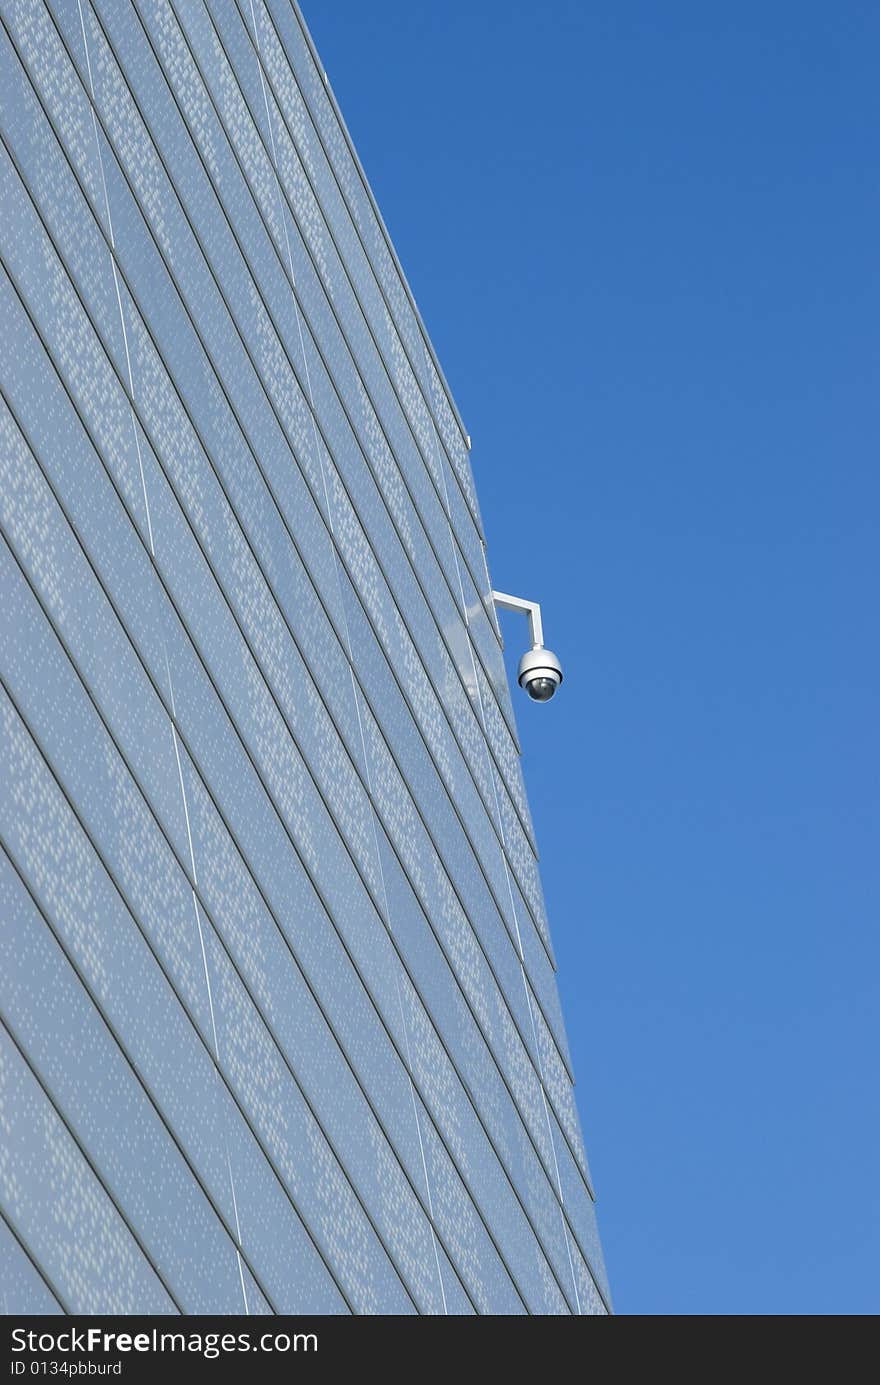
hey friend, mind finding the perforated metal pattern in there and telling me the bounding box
[0,0,609,1315]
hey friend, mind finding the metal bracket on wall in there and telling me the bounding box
[491,590,545,649]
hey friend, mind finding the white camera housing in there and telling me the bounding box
[517,646,563,702]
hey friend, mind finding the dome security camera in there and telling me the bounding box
[518,646,563,702]
[492,590,564,704]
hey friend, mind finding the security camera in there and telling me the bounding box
[492,590,564,704]
[518,646,563,702]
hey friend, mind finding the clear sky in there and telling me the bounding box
[304,1,879,1314]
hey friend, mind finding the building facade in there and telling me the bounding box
[0,0,610,1315]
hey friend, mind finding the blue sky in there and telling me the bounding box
[305,2,879,1314]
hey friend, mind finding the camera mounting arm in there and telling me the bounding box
[491,591,545,648]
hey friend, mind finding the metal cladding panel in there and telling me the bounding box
[0,0,610,1315]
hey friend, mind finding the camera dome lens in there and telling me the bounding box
[526,676,557,702]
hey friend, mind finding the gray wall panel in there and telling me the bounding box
[0,0,609,1315]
